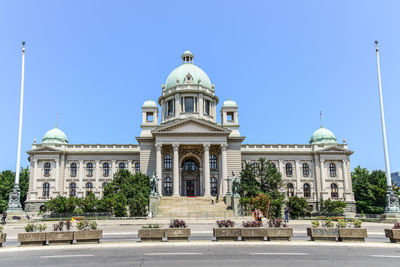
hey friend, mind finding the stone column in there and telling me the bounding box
[128,160,132,173]
[112,160,116,177]
[156,144,163,195]
[295,160,301,193]
[203,144,210,196]
[221,144,228,195]
[173,144,179,196]
[55,159,60,193]
[95,160,100,190]
[79,160,84,192]
[320,159,326,193]
[31,160,38,200]
[342,159,349,193]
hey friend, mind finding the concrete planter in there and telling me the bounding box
[266,228,293,241]
[74,230,102,244]
[138,228,164,242]
[46,231,74,245]
[213,228,241,241]
[384,229,400,243]
[0,233,6,247]
[164,228,191,241]
[18,232,46,246]
[307,228,338,241]
[240,228,266,241]
[338,228,367,242]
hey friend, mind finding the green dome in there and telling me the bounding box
[42,127,69,144]
[165,51,212,90]
[143,99,157,108]
[310,126,337,145]
[223,99,238,108]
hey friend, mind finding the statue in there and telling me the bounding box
[232,171,240,197]
[386,189,400,213]
[8,186,22,211]
[150,170,159,196]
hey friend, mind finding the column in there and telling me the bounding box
[203,144,210,196]
[55,159,60,192]
[320,159,326,193]
[221,144,227,195]
[278,160,283,175]
[111,160,116,177]
[95,160,100,190]
[342,159,349,193]
[128,160,132,173]
[79,160,84,192]
[295,160,301,193]
[156,144,162,195]
[173,144,179,196]
[31,160,38,200]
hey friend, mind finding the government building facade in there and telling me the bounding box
[25,51,356,213]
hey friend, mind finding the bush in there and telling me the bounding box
[320,199,347,214]
[142,224,160,229]
[25,224,38,232]
[352,219,362,228]
[249,193,270,219]
[37,224,47,232]
[336,219,348,228]
[268,218,285,228]
[76,220,98,231]
[169,219,187,228]
[393,222,400,229]
[286,196,312,219]
[311,220,320,229]
[242,220,263,227]
[322,218,334,228]
[216,219,235,228]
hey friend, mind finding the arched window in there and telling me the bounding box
[119,162,126,170]
[44,162,51,176]
[43,182,50,198]
[211,177,218,196]
[210,154,217,169]
[303,183,311,198]
[70,163,77,177]
[103,162,110,176]
[86,182,93,196]
[164,177,173,196]
[329,163,336,177]
[302,163,310,177]
[69,183,76,197]
[87,163,93,176]
[182,159,199,171]
[286,163,293,176]
[287,183,294,197]
[331,183,338,199]
[135,163,140,173]
[164,154,172,169]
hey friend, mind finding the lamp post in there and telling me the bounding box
[375,40,400,214]
[8,41,26,212]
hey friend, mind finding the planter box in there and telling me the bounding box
[384,229,400,243]
[307,228,338,241]
[46,231,74,245]
[74,230,102,244]
[213,228,241,241]
[240,228,266,241]
[164,228,191,241]
[266,228,293,241]
[338,228,367,242]
[18,232,46,246]
[0,233,6,247]
[138,228,164,242]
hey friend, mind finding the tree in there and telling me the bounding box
[0,167,29,211]
[320,199,346,214]
[352,166,387,214]
[286,196,312,219]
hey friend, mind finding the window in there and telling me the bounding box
[135,162,140,173]
[164,154,172,169]
[69,183,76,197]
[87,163,93,176]
[302,163,310,177]
[102,182,108,188]
[43,182,50,198]
[329,163,336,177]
[210,154,217,169]
[70,163,77,177]
[204,100,210,116]
[167,99,174,116]
[86,182,93,196]
[211,177,218,196]
[44,162,51,176]
[227,112,234,122]
[303,183,311,198]
[271,163,276,169]
[103,162,110,176]
[183,159,198,171]
[146,112,154,122]
[164,177,173,196]
[184,97,194,113]
[331,183,338,199]
[285,163,293,176]
[287,183,294,197]
[119,162,126,170]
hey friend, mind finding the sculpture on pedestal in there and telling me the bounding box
[232,171,240,197]
[150,170,159,196]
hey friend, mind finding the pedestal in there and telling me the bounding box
[232,196,241,216]
[149,195,160,217]
[224,194,232,208]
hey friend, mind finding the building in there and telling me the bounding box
[25,51,355,213]
[392,172,400,187]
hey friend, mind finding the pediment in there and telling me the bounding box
[152,119,231,136]
[319,146,352,154]
[28,145,62,154]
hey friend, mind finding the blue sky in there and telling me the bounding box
[0,0,399,173]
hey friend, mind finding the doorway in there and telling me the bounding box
[186,180,195,196]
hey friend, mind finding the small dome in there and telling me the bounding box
[42,127,69,144]
[310,126,337,145]
[223,99,238,108]
[143,99,157,108]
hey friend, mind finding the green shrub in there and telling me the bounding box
[37,224,47,232]
[286,196,312,219]
[321,199,347,214]
[24,224,37,232]
[352,219,362,228]
[73,207,84,214]
[336,219,347,228]
[311,220,320,229]
[322,218,334,228]
[142,224,160,229]
[76,220,98,231]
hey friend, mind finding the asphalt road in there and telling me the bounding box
[1,245,400,267]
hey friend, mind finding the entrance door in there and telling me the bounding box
[186,180,195,196]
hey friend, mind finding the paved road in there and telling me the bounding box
[1,245,399,266]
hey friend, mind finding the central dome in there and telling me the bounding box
[309,126,337,145]
[42,127,69,144]
[165,51,212,90]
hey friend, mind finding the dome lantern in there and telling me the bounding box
[181,50,194,64]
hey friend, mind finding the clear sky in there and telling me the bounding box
[0,0,399,173]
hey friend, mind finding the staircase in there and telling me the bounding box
[156,196,234,219]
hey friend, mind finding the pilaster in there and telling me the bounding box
[204,144,210,196]
[173,144,179,196]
